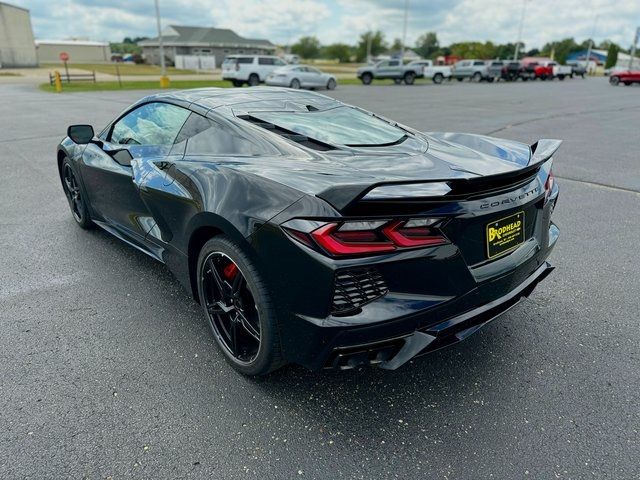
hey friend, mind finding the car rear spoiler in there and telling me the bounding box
[316,138,562,212]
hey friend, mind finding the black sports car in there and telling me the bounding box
[57,88,560,375]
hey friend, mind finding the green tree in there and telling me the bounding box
[449,41,497,59]
[291,36,321,59]
[414,32,439,59]
[541,37,585,63]
[390,38,403,52]
[355,30,387,62]
[605,43,619,69]
[322,43,352,63]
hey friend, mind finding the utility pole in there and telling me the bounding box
[400,0,409,63]
[155,0,169,88]
[584,15,598,75]
[366,32,372,64]
[513,0,528,60]
[630,27,639,70]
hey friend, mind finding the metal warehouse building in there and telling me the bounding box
[139,25,276,68]
[35,40,112,63]
[0,1,37,68]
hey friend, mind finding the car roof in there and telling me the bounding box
[140,87,340,112]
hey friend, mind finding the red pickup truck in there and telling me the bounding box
[610,70,640,86]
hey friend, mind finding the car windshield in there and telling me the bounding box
[251,106,406,147]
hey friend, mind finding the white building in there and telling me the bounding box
[0,1,37,68]
[35,40,112,63]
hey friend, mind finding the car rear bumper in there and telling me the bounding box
[287,258,555,371]
[328,261,553,370]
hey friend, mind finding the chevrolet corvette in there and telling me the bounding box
[57,88,560,375]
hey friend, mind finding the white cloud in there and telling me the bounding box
[10,0,640,50]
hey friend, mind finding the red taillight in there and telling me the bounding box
[382,220,447,248]
[284,218,448,257]
[311,223,395,255]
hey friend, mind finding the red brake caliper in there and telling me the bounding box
[223,262,239,281]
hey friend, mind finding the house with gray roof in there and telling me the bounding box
[138,25,276,68]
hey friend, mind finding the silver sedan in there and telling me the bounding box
[265,65,337,90]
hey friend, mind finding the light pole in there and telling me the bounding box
[513,0,528,61]
[154,0,169,88]
[629,27,639,70]
[400,0,409,63]
[584,15,598,75]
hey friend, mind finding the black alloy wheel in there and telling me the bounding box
[62,159,92,229]
[202,252,261,364]
[197,237,284,375]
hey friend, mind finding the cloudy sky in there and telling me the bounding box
[10,0,640,50]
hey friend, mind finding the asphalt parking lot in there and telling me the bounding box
[1,79,639,479]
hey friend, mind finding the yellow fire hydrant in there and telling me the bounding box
[54,71,62,93]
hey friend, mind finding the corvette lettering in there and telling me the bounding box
[480,186,540,209]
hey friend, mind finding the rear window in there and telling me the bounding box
[237,57,254,64]
[259,57,275,65]
[250,106,406,147]
[474,61,485,66]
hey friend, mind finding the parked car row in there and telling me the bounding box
[356,58,588,85]
[222,55,338,90]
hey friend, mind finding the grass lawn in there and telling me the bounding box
[39,77,431,93]
[41,62,198,76]
[0,72,22,76]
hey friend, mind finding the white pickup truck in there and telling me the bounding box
[550,62,573,80]
[406,60,452,84]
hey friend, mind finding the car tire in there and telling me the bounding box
[232,80,243,87]
[247,74,260,87]
[624,81,631,86]
[61,158,93,229]
[326,78,337,90]
[361,73,373,85]
[558,75,565,81]
[610,76,620,86]
[393,78,402,85]
[432,73,444,84]
[487,77,495,83]
[197,236,285,376]
[290,78,301,89]
[456,77,463,82]
[472,72,482,82]
[404,72,415,85]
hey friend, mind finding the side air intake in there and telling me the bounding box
[331,267,388,316]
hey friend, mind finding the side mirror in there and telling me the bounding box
[68,124,95,144]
